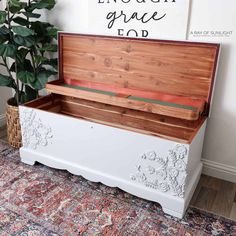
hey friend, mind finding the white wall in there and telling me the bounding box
[0,87,12,126]
[188,0,236,182]
[0,87,11,114]
[48,0,88,33]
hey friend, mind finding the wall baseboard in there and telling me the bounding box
[0,114,6,127]
[202,159,236,183]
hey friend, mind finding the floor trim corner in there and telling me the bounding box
[202,159,236,183]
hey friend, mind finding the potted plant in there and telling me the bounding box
[0,0,58,148]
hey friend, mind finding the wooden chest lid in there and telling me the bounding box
[46,33,220,120]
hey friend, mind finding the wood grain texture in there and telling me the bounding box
[48,33,219,120]
[211,180,236,218]
[23,94,205,143]
[193,186,217,211]
[190,175,205,205]
[61,95,203,130]
[0,125,7,142]
[199,173,222,191]
[191,175,236,220]
[230,203,236,220]
[64,78,206,108]
[59,33,219,110]
[46,81,203,120]
[60,99,194,143]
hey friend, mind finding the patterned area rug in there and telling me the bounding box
[0,141,235,236]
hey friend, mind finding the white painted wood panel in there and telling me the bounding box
[19,104,206,218]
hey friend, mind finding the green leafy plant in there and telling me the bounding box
[0,0,58,106]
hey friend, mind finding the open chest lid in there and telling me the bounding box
[46,33,220,121]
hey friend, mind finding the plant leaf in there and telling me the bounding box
[30,70,48,90]
[39,44,57,52]
[0,36,9,44]
[10,59,33,73]
[12,16,29,26]
[10,49,31,72]
[0,74,16,89]
[44,69,57,76]
[8,0,21,13]
[8,0,21,7]
[41,0,56,8]
[0,26,10,43]
[17,71,35,84]
[0,26,10,35]
[0,11,7,24]
[25,85,38,101]
[12,26,35,37]
[28,0,56,11]
[9,62,16,72]
[0,44,17,58]
[41,58,57,69]
[8,0,26,13]
[47,27,58,39]
[16,48,29,64]
[34,55,47,65]
[13,35,35,47]
[30,21,52,43]
[22,12,41,18]
[19,91,28,104]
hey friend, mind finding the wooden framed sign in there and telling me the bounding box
[88,0,190,39]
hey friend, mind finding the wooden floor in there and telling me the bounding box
[0,125,7,142]
[190,174,236,221]
[0,125,235,221]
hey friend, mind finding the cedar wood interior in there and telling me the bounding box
[23,33,220,144]
[23,94,206,144]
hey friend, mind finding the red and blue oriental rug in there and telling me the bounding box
[0,141,235,235]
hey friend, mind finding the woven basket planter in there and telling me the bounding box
[6,98,22,148]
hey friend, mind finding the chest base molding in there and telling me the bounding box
[20,147,202,218]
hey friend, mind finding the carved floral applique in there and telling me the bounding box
[20,109,53,150]
[130,144,188,198]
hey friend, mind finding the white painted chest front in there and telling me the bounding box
[19,33,220,218]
